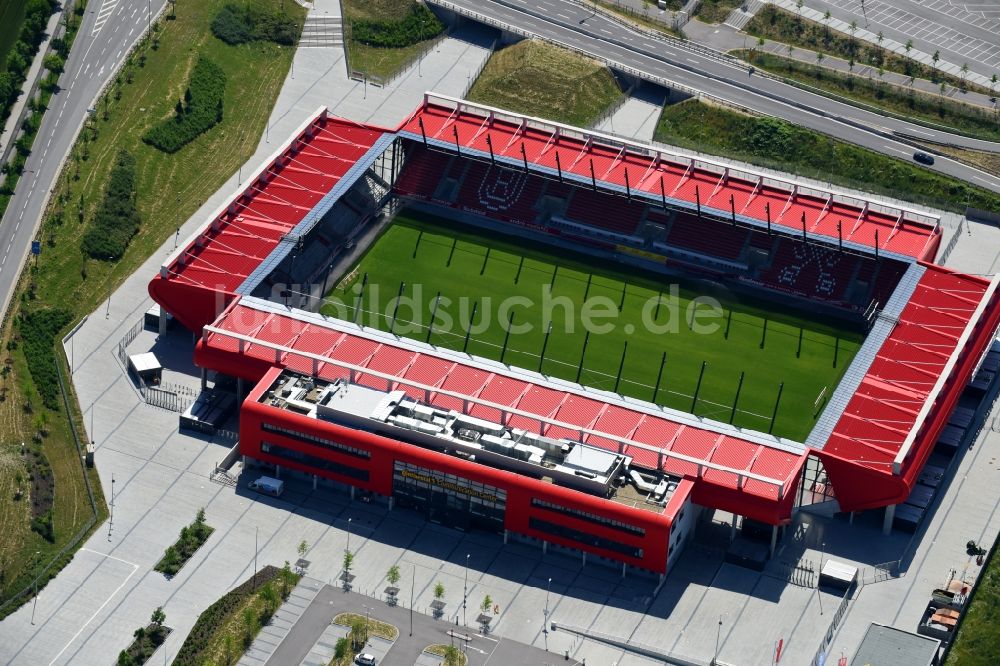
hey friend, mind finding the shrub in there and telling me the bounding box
[81,150,140,260]
[154,508,214,576]
[211,4,300,45]
[30,509,54,542]
[351,4,443,48]
[19,307,73,409]
[142,57,226,154]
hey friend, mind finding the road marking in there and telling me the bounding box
[92,0,121,36]
[686,58,698,64]
[973,175,996,185]
[47,551,140,666]
[882,144,912,156]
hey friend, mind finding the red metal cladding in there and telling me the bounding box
[149,112,389,332]
[242,367,677,572]
[197,300,804,524]
[816,265,1000,511]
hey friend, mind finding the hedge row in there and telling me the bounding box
[0,0,59,130]
[142,57,226,154]
[351,3,443,48]
[173,565,283,666]
[154,509,214,576]
[211,3,299,45]
[80,150,140,260]
[18,307,73,409]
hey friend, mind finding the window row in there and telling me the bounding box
[528,517,644,559]
[262,422,371,459]
[531,498,646,537]
[261,441,370,481]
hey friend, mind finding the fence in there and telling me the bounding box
[810,582,855,666]
[938,216,966,264]
[0,328,99,619]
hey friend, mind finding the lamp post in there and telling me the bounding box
[346,517,352,555]
[409,564,415,637]
[107,473,116,540]
[714,615,723,665]
[543,577,552,650]
[463,553,470,627]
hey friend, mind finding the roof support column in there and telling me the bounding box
[883,504,895,535]
[770,524,778,557]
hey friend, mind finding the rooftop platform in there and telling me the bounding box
[197,297,806,524]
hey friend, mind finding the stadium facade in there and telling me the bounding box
[149,95,1000,576]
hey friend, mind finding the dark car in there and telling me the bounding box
[913,151,935,165]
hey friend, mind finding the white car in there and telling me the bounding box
[354,653,377,666]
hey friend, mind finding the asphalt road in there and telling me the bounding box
[0,0,167,323]
[432,0,1000,194]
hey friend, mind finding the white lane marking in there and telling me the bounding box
[47,550,139,666]
[882,144,912,156]
[92,0,121,36]
[973,175,996,185]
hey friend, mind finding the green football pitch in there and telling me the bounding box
[321,209,863,441]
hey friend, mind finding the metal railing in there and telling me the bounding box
[810,583,854,666]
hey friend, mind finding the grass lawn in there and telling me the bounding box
[0,0,27,67]
[342,0,444,81]
[321,210,862,441]
[425,644,467,666]
[593,0,686,39]
[654,98,1000,214]
[333,612,399,641]
[466,39,623,127]
[694,0,743,25]
[946,544,1000,665]
[731,50,1000,142]
[745,6,989,95]
[0,0,300,616]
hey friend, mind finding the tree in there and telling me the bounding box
[932,50,940,68]
[343,549,354,574]
[481,594,494,614]
[939,81,947,98]
[822,10,831,38]
[279,560,295,599]
[991,73,997,98]
[443,644,462,666]
[795,0,804,19]
[43,53,64,74]
[242,607,258,647]
[848,20,857,49]
[387,564,401,587]
[334,637,350,660]
[297,539,308,559]
[815,51,825,67]
[150,606,166,628]
[258,582,280,621]
[904,39,913,57]
[434,582,445,600]
[350,617,368,649]
[960,62,969,88]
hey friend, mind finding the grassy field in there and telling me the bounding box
[731,50,1000,142]
[321,211,862,441]
[466,39,623,127]
[946,543,1000,665]
[929,144,1000,177]
[0,0,27,66]
[0,0,301,615]
[342,0,444,81]
[654,98,1000,214]
[745,6,989,95]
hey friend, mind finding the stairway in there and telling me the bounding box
[724,0,764,31]
[299,15,343,47]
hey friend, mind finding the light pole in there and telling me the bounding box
[107,473,116,540]
[714,615,723,665]
[409,564,415,637]
[463,553,470,627]
[543,576,552,650]
[363,604,371,645]
[346,517,352,555]
[30,551,40,625]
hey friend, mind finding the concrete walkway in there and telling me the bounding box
[684,18,998,110]
[237,576,325,666]
[594,85,667,141]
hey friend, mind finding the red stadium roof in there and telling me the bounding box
[149,109,390,331]
[816,265,1000,510]
[195,297,806,524]
[398,95,942,261]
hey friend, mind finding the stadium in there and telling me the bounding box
[148,93,1000,578]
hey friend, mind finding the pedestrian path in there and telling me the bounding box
[237,577,325,666]
[724,0,763,30]
[299,623,349,666]
[300,15,343,47]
